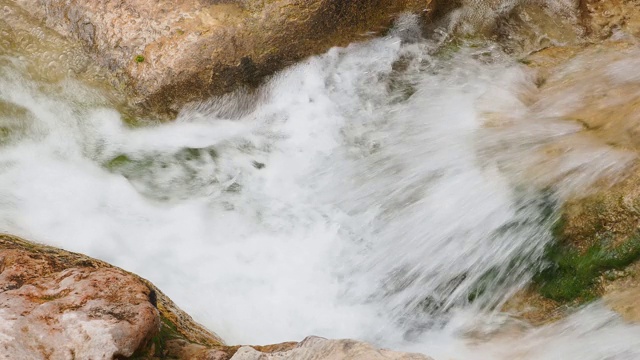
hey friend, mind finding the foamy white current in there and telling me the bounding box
[1,18,640,360]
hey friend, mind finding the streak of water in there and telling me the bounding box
[1,14,640,360]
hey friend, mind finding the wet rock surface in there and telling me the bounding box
[0,234,433,360]
[0,234,224,359]
[9,0,432,117]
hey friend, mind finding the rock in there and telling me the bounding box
[229,336,433,360]
[0,233,224,359]
[0,246,158,358]
[0,0,139,121]
[494,0,584,56]
[526,41,640,152]
[427,0,584,57]
[603,262,640,323]
[582,0,640,39]
[492,0,640,321]
[162,339,231,360]
[520,40,640,250]
[9,0,433,117]
[0,234,433,360]
[497,32,640,324]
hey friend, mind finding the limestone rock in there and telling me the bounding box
[229,336,433,360]
[582,0,640,39]
[0,234,224,359]
[9,0,433,116]
[0,250,158,358]
[519,40,640,249]
[494,0,584,56]
[603,262,640,323]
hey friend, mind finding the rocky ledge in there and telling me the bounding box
[8,0,433,117]
[0,234,433,360]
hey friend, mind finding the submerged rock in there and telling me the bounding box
[9,0,432,117]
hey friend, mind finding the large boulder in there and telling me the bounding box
[501,39,640,323]
[9,0,433,117]
[0,253,159,359]
[0,234,225,359]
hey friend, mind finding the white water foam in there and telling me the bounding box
[1,19,640,360]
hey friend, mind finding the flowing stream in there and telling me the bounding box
[2,11,640,360]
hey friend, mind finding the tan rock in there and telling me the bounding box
[493,8,640,321]
[9,0,433,117]
[494,0,584,56]
[163,339,230,360]
[582,0,640,39]
[229,336,433,360]
[520,41,640,248]
[603,261,640,322]
[0,251,159,358]
[0,233,224,359]
[530,42,640,149]
[501,289,566,326]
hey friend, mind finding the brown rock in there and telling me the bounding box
[0,233,224,359]
[495,0,584,56]
[9,0,433,117]
[490,0,640,322]
[163,339,230,360]
[521,41,640,249]
[427,0,584,57]
[0,250,159,358]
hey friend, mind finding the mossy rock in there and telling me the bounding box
[534,230,640,302]
[533,169,640,304]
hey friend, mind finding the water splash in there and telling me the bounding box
[1,14,640,360]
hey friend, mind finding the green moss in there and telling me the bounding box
[135,55,145,63]
[105,154,132,170]
[0,126,10,141]
[128,315,181,359]
[433,39,463,59]
[177,148,201,162]
[534,226,640,303]
[40,294,62,302]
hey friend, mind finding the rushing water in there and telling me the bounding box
[2,12,640,360]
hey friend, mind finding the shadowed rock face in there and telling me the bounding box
[10,0,432,117]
